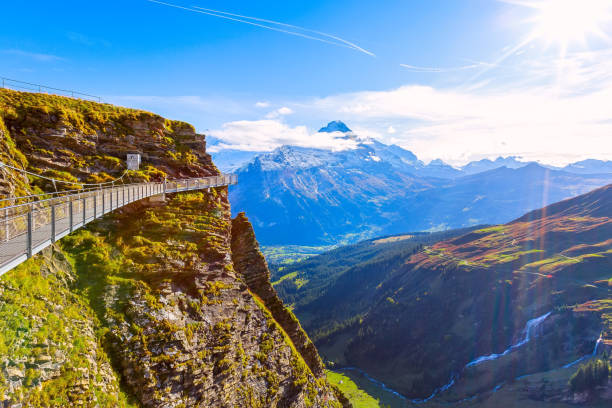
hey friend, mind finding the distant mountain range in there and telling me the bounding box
[222,121,612,245]
[212,122,612,176]
[273,184,612,402]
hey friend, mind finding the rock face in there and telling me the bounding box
[231,213,326,378]
[0,90,342,407]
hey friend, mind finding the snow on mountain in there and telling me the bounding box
[461,156,530,175]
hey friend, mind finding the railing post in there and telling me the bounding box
[30,204,35,230]
[93,194,97,219]
[27,211,33,258]
[122,187,125,206]
[69,200,74,232]
[51,205,56,243]
[82,198,86,225]
[4,208,8,243]
[102,189,105,215]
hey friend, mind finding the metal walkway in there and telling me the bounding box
[0,174,237,277]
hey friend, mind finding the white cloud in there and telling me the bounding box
[265,106,294,119]
[302,50,612,165]
[209,119,358,152]
[106,49,612,167]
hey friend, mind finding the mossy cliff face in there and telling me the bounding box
[0,90,342,407]
[231,213,327,378]
[0,88,216,199]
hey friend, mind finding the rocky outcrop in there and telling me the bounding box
[0,88,217,198]
[0,90,342,407]
[231,212,326,378]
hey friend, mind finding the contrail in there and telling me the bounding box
[145,0,375,57]
[467,35,535,83]
[399,63,491,73]
[191,6,375,57]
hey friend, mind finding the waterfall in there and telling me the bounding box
[340,312,553,405]
[562,332,603,369]
[412,311,552,404]
[466,312,551,368]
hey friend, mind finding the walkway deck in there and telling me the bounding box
[0,174,237,276]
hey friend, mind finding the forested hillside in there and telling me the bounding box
[277,185,612,406]
[271,227,481,341]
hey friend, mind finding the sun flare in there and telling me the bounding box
[525,0,612,51]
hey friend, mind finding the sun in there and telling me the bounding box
[525,0,612,52]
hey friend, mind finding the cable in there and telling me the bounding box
[1,77,102,102]
[0,161,128,187]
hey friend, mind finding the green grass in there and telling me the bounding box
[294,278,309,289]
[474,225,507,234]
[272,272,298,286]
[271,272,309,289]
[326,370,381,408]
[481,249,544,264]
[262,245,335,267]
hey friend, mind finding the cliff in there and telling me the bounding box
[0,89,343,407]
[231,213,326,378]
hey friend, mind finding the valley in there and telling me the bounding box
[3,0,612,406]
[271,185,612,407]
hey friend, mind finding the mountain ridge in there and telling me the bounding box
[228,126,612,245]
[213,121,612,177]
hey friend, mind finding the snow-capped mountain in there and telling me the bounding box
[561,159,612,174]
[461,156,530,175]
[226,121,612,245]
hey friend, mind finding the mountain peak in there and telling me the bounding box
[318,121,352,134]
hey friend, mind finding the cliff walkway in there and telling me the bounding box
[0,166,237,276]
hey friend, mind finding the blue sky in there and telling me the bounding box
[2,0,612,165]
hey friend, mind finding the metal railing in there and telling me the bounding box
[0,77,102,103]
[0,174,237,276]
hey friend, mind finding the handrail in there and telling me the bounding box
[0,173,238,277]
[0,161,128,189]
[0,77,102,102]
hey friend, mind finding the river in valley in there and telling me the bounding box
[334,312,556,407]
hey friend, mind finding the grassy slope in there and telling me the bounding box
[0,88,211,202]
[326,370,382,408]
[0,248,138,406]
